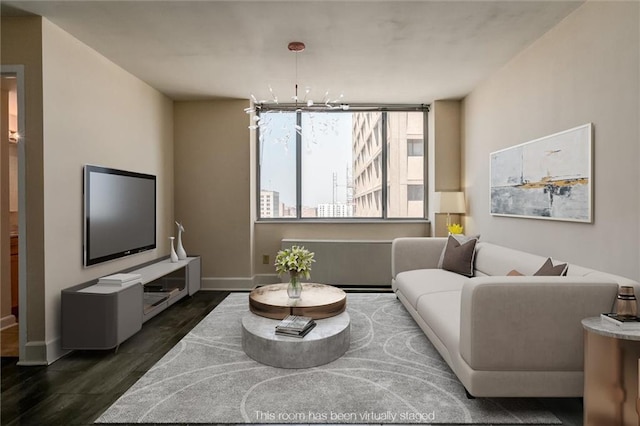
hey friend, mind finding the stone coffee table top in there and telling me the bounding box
[248,282,346,320]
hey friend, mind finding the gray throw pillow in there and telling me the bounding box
[438,234,480,269]
[534,258,568,276]
[441,235,478,277]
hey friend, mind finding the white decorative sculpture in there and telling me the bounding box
[169,237,179,263]
[175,221,187,260]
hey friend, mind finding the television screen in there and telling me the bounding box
[84,165,156,266]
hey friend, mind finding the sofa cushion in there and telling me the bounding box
[534,258,568,276]
[416,291,461,352]
[395,269,467,309]
[474,242,550,276]
[441,236,477,277]
[438,234,479,268]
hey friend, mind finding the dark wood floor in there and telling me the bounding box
[1,290,583,426]
[1,291,230,426]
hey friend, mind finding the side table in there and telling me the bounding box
[582,317,640,426]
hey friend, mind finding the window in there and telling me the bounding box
[408,185,424,201]
[258,112,297,218]
[258,107,426,219]
[387,111,425,218]
[407,139,424,156]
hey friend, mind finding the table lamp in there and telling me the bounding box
[435,191,466,229]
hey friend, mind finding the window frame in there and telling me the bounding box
[256,104,430,221]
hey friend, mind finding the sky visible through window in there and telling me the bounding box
[259,110,424,219]
[260,112,353,208]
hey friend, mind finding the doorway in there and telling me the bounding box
[1,69,24,359]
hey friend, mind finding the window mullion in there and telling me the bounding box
[296,111,302,219]
[381,112,388,219]
[423,110,429,220]
[256,113,262,220]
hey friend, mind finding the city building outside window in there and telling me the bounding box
[257,108,426,219]
[407,184,424,201]
[407,139,424,156]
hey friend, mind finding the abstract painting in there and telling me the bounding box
[490,123,592,222]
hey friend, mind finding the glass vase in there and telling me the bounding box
[287,272,302,299]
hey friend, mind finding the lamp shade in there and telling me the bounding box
[435,192,466,214]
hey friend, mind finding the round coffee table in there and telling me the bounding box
[248,283,346,320]
[242,311,350,368]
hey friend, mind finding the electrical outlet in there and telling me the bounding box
[262,255,270,265]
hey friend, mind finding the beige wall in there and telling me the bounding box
[463,2,640,279]
[1,17,46,360]
[428,100,463,237]
[174,100,253,285]
[41,19,174,363]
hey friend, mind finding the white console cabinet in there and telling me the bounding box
[61,256,201,350]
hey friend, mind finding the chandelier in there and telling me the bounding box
[245,41,349,144]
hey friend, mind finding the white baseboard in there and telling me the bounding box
[15,337,69,366]
[253,274,280,286]
[0,315,17,330]
[17,340,48,366]
[46,336,70,365]
[201,274,282,291]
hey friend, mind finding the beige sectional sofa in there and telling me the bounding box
[391,237,639,398]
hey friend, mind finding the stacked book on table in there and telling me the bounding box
[275,315,316,338]
[97,273,142,286]
[601,313,640,330]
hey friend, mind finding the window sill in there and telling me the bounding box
[255,219,430,225]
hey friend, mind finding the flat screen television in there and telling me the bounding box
[83,165,156,266]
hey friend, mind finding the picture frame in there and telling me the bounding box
[490,123,593,223]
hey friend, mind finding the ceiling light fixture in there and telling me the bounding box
[245,41,348,152]
[245,41,349,124]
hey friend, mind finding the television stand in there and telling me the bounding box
[61,256,201,350]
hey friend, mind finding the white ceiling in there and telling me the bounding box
[2,1,583,103]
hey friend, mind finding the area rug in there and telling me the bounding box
[96,293,561,424]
